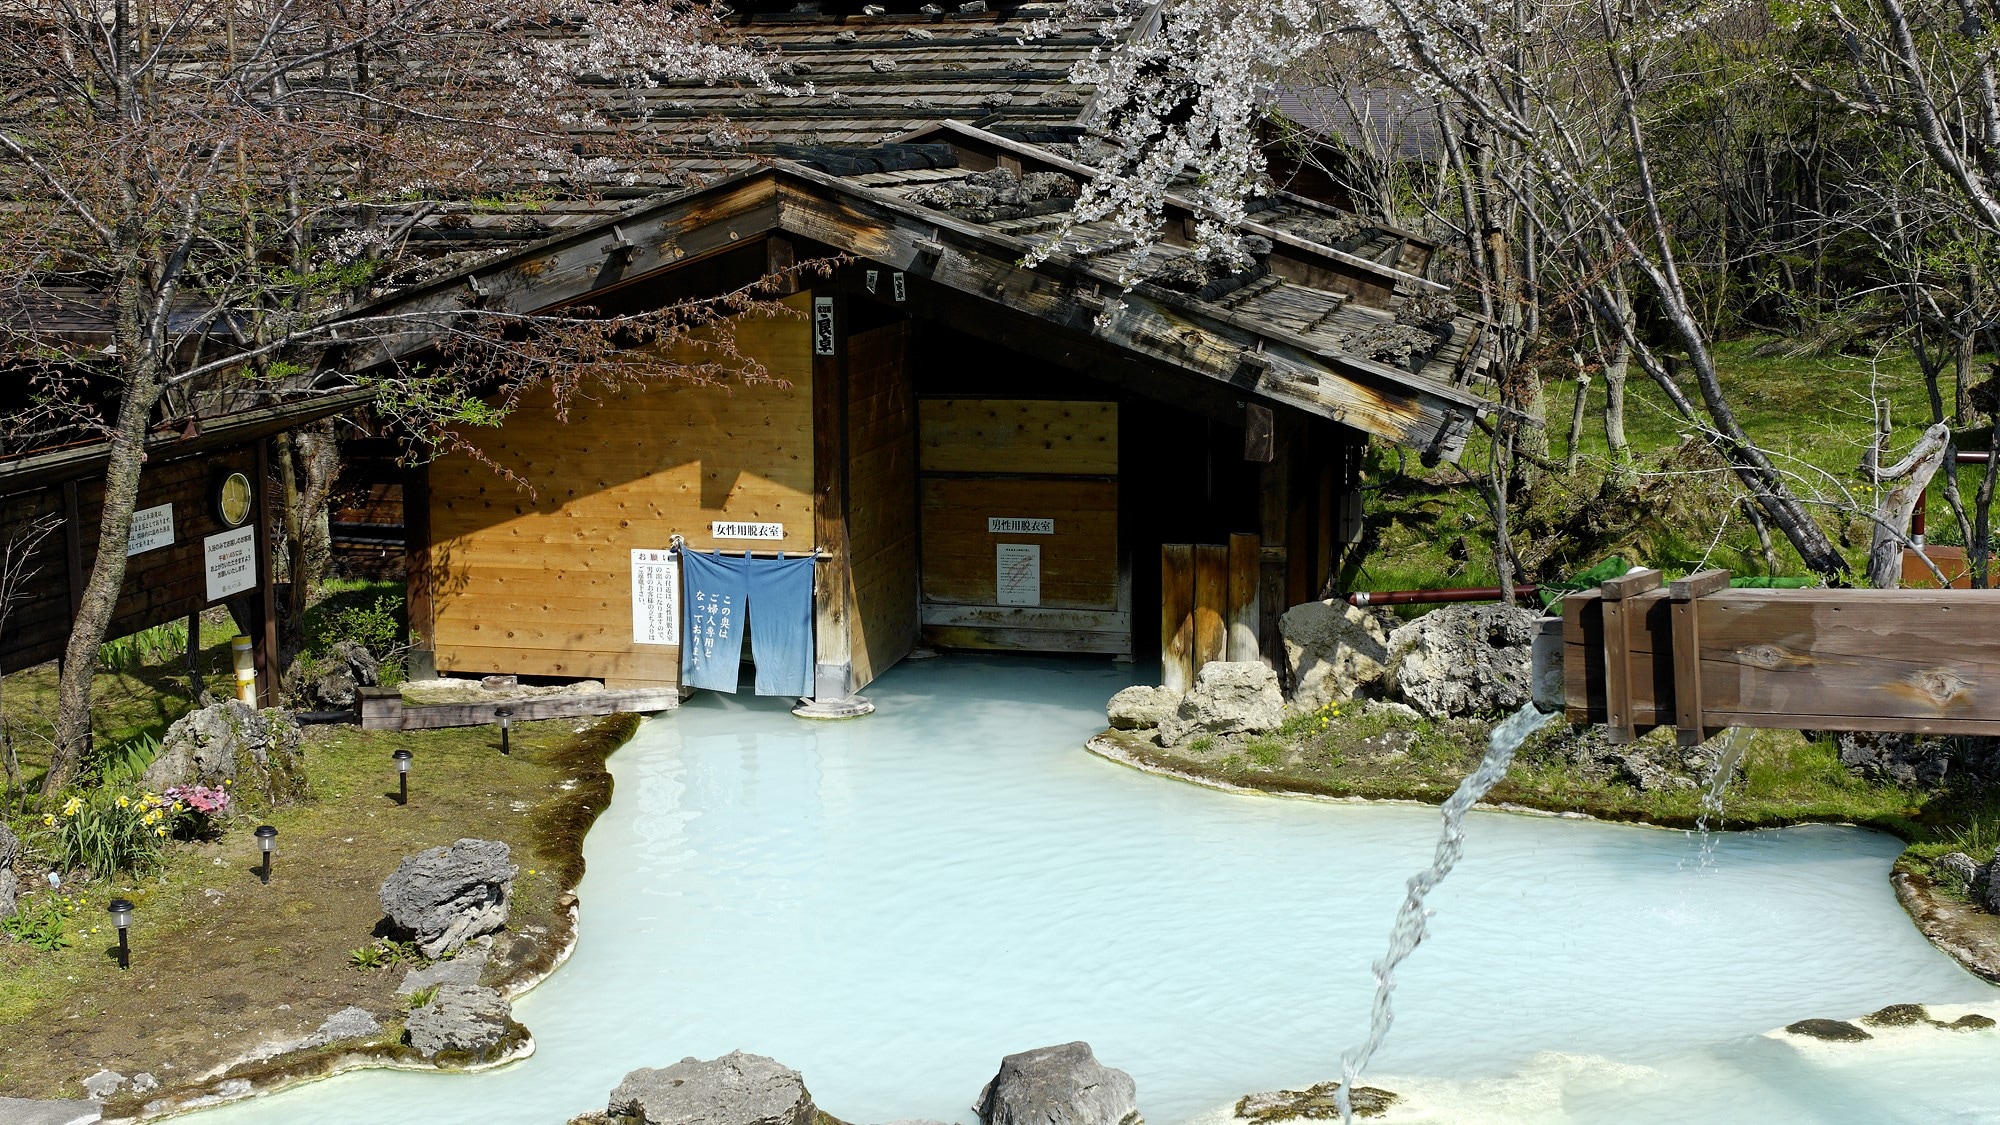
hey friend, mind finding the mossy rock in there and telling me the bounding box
[1861,1004,1929,1028]
[1235,1081,1399,1121]
[1784,1019,1872,1042]
[1933,1013,1996,1031]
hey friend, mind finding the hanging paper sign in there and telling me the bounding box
[712,521,785,540]
[996,543,1041,606]
[987,517,1053,534]
[631,550,681,645]
[892,272,907,302]
[813,297,836,355]
[203,525,257,601]
[865,269,880,294]
[127,503,175,556]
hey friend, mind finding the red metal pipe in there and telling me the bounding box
[1347,585,1538,607]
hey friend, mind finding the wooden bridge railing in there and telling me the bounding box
[1557,568,2000,745]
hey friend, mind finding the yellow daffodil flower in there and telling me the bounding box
[155,827,168,837]
[116,795,130,809]
[61,796,83,816]
[41,814,54,826]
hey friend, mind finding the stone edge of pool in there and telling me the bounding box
[1085,727,2000,986]
[92,714,640,1125]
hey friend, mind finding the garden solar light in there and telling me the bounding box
[107,898,134,970]
[254,825,278,884]
[394,748,413,805]
[496,707,514,755]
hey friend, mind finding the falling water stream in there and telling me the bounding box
[186,657,1998,1125]
[1333,704,1561,1121]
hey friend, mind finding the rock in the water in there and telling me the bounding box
[974,1041,1140,1125]
[1835,731,1950,787]
[142,701,307,804]
[80,1072,123,1100]
[0,1096,103,1125]
[1937,1013,1996,1030]
[1785,1018,1872,1042]
[403,984,514,1060]
[379,839,516,959]
[1235,1081,1398,1122]
[1106,686,1179,730]
[606,1051,815,1125]
[1157,663,1284,746]
[1384,603,1537,719]
[1280,600,1393,711]
[1860,1004,1929,1028]
[305,1006,382,1047]
[0,822,17,921]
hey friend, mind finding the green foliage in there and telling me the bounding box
[1,894,72,952]
[41,789,168,877]
[348,938,421,971]
[96,621,188,673]
[96,732,161,786]
[1189,735,1215,754]
[402,983,439,1012]
[303,582,409,683]
[1244,738,1286,768]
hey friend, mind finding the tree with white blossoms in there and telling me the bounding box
[0,0,792,798]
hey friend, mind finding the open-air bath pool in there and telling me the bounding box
[193,656,1999,1124]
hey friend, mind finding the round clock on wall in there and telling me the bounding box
[215,471,253,527]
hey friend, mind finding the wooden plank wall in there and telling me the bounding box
[2,448,265,675]
[845,320,919,689]
[918,398,1128,654]
[425,294,814,688]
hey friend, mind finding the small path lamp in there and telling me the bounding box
[254,825,278,884]
[393,748,412,805]
[107,898,134,970]
[495,707,514,756]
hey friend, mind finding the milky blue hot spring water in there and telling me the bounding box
[193,656,1999,1124]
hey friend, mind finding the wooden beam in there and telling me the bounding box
[1194,543,1227,670]
[1161,543,1195,693]
[403,461,436,681]
[1670,569,1730,747]
[254,438,281,708]
[811,287,855,702]
[1258,418,1294,675]
[1242,404,1274,462]
[1227,532,1261,664]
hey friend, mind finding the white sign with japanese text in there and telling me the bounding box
[203,525,256,601]
[996,543,1041,607]
[127,503,175,556]
[987,517,1053,534]
[813,297,836,355]
[631,550,681,645]
[712,521,785,540]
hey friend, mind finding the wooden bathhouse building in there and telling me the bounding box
[338,5,1494,712]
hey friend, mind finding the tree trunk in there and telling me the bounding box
[1565,369,1589,472]
[1603,337,1631,472]
[46,373,159,797]
[1867,423,1951,588]
[295,419,341,613]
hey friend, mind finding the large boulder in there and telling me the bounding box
[403,983,515,1060]
[142,700,307,804]
[379,839,517,959]
[974,1042,1140,1125]
[1834,731,1951,788]
[1384,604,1537,719]
[0,823,17,921]
[1279,600,1394,710]
[1982,856,2000,915]
[607,1052,816,1125]
[1106,686,1179,731]
[1157,662,1284,746]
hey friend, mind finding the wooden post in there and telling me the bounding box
[1670,569,1730,746]
[185,609,204,702]
[1226,532,1261,663]
[1194,543,1227,670]
[1257,415,1295,673]
[254,439,281,708]
[402,461,436,681]
[807,288,863,713]
[1161,543,1195,693]
[1598,568,1661,743]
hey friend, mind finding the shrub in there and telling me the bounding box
[160,784,230,840]
[1,893,72,952]
[97,621,188,672]
[42,789,171,876]
[311,593,405,660]
[96,732,161,785]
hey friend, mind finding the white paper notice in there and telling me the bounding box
[127,503,175,556]
[632,549,681,645]
[711,521,785,540]
[203,525,256,601]
[996,543,1041,606]
[987,517,1053,534]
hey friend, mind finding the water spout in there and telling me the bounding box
[1334,702,1561,1122]
[1689,727,1748,870]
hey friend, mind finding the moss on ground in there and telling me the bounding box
[0,708,635,1100]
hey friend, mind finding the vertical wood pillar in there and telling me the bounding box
[811,288,856,704]
[1160,544,1194,693]
[254,439,281,707]
[1258,414,1299,675]
[1598,567,1661,744]
[403,461,437,680]
[1669,569,1729,747]
[1193,543,1226,669]
[1226,532,1261,664]
[185,609,205,702]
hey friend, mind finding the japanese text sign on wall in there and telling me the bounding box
[687,584,737,662]
[631,550,680,646]
[712,521,785,540]
[996,543,1042,607]
[987,517,1054,534]
[203,525,257,602]
[813,297,836,355]
[127,503,175,556]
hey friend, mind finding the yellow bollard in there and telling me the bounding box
[231,635,256,704]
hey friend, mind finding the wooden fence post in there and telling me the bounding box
[1194,543,1227,669]
[1670,569,1730,746]
[1599,568,1661,743]
[1161,544,1194,693]
[1226,532,1261,663]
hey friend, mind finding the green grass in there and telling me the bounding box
[1346,337,1994,595]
